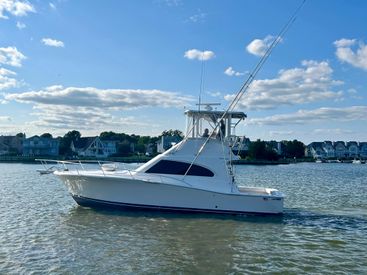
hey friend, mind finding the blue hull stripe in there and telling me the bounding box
[72,195,281,215]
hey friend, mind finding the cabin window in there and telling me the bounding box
[146,160,214,177]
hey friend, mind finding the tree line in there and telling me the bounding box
[242,139,306,160]
[12,131,305,159]
[56,129,183,157]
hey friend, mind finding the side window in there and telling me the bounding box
[146,160,214,177]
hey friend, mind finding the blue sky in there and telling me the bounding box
[0,0,366,143]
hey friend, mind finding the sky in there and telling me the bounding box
[0,0,366,144]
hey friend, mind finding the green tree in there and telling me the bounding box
[100,131,127,141]
[40,133,53,138]
[117,141,131,157]
[282,140,305,158]
[161,129,184,137]
[59,130,81,155]
[138,136,151,145]
[135,143,146,154]
[64,130,81,141]
[16,133,25,138]
[134,136,151,154]
[248,139,279,161]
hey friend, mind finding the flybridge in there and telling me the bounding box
[184,105,246,139]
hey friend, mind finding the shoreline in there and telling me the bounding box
[0,156,303,165]
[232,159,291,165]
[0,156,152,164]
[1,156,361,165]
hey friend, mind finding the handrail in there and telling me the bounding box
[35,159,117,164]
[36,159,197,188]
[35,159,135,178]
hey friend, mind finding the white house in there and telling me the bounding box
[322,141,335,158]
[71,137,117,158]
[334,141,348,158]
[157,135,183,153]
[307,140,366,159]
[347,141,359,158]
[307,142,326,159]
[360,142,367,158]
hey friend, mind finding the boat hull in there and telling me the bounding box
[56,174,284,215]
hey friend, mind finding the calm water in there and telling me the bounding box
[0,163,366,274]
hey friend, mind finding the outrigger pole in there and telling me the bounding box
[183,0,306,178]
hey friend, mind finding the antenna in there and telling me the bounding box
[198,53,205,112]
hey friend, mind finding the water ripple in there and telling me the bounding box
[0,163,366,274]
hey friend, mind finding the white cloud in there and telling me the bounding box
[269,130,294,137]
[27,105,163,137]
[246,35,279,57]
[0,0,35,19]
[16,21,26,29]
[334,38,367,70]
[0,116,11,122]
[0,46,26,67]
[248,106,367,126]
[160,0,182,6]
[334,38,356,48]
[5,85,195,109]
[346,88,362,100]
[347,88,357,95]
[0,68,16,76]
[312,128,354,135]
[188,10,206,23]
[225,60,343,110]
[29,105,151,131]
[184,49,215,61]
[224,66,245,77]
[0,67,18,90]
[206,91,221,98]
[41,38,64,48]
[5,85,193,135]
[49,2,56,10]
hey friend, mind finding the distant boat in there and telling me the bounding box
[352,159,362,164]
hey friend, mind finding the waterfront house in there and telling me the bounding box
[347,141,359,158]
[306,140,367,159]
[306,142,326,159]
[157,135,183,153]
[71,137,117,158]
[359,142,367,158]
[322,141,335,158]
[333,141,348,158]
[0,135,23,155]
[231,136,251,156]
[0,143,10,155]
[103,140,118,156]
[23,136,59,156]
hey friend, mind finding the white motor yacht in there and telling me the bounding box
[35,0,309,215]
[47,106,284,215]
